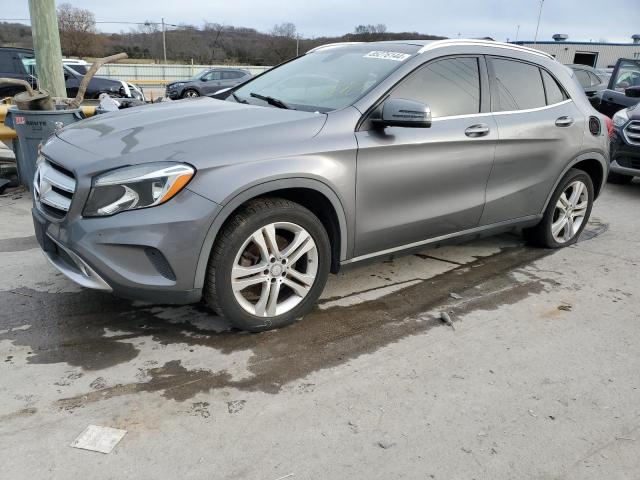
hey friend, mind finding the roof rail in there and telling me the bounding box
[307,42,364,53]
[418,39,555,60]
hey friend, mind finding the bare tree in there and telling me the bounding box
[271,22,297,39]
[57,3,98,57]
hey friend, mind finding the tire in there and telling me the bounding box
[182,89,200,98]
[524,168,594,248]
[204,197,331,332]
[607,171,634,185]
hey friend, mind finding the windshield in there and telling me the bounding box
[232,44,420,112]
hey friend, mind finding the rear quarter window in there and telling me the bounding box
[491,58,546,111]
[541,70,568,105]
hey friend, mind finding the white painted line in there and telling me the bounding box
[70,425,127,454]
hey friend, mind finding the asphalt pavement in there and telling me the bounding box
[1,181,639,479]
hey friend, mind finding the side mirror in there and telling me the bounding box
[625,86,640,98]
[201,77,208,82]
[372,98,432,128]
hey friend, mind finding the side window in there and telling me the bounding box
[491,58,546,111]
[612,60,640,92]
[541,70,568,105]
[203,70,221,81]
[574,69,591,88]
[17,53,37,76]
[389,57,480,118]
[0,51,16,72]
[587,71,601,86]
[222,71,242,80]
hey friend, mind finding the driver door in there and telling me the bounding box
[354,56,497,257]
[599,59,640,117]
[201,70,222,94]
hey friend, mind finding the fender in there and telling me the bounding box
[540,150,608,214]
[192,177,349,290]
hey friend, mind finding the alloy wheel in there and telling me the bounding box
[551,180,589,244]
[183,90,199,98]
[231,222,318,317]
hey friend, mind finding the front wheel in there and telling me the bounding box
[204,198,331,332]
[524,168,594,248]
[182,89,200,98]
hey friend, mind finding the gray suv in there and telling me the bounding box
[33,40,609,331]
[165,68,251,99]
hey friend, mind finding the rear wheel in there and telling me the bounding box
[204,198,331,332]
[607,171,634,184]
[524,168,594,248]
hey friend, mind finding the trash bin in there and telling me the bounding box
[4,107,84,191]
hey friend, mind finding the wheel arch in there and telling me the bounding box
[540,151,608,214]
[193,178,349,289]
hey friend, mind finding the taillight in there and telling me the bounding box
[605,116,614,138]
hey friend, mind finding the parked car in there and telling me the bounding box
[608,104,640,184]
[0,47,144,101]
[592,58,640,117]
[567,64,610,101]
[62,58,90,75]
[165,68,251,99]
[33,39,609,331]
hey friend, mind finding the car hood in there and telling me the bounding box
[52,98,327,172]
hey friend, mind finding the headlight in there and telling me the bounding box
[613,109,629,128]
[83,162,195,217]
[174,83,184,88]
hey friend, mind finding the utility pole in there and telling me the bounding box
[533,0,544,45]
[162,18,167,63]
[28,0,66,98]
[296,34,299,56]
[515,24,521,42]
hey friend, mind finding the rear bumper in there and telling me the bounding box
[32,188,221,304]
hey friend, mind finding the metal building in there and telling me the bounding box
[512,34,640,68]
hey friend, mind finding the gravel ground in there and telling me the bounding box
[1,180,639,479]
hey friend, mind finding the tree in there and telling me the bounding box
[266,23,298,64]
[57,3,98,57]
[271,22,297,39]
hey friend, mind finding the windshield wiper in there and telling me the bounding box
[232,92,248,104]
[250,92,292,110]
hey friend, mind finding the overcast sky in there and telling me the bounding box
[4,0,640,43]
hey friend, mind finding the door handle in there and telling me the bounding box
[555,116,574,127]
[465,124,490,137]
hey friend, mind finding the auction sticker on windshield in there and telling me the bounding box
[363,51,411,61]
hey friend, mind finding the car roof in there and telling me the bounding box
[309,39,554,61]
[0,46,34,52]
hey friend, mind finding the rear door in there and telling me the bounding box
[354,56,497,256]
[481,57,585,225]
[598,59,640,117]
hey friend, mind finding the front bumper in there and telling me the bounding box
[610,129,640,177]
[32,188,221,304]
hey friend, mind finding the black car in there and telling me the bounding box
[165,68,251,99]
[0,47,143,101]
[593,58,640,117]
[609,103,640,184]
[567,64,610,101]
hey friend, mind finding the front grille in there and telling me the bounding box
[34,157,76,219]
[624,121,640,146]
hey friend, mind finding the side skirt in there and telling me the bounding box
[340,214,542,269]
